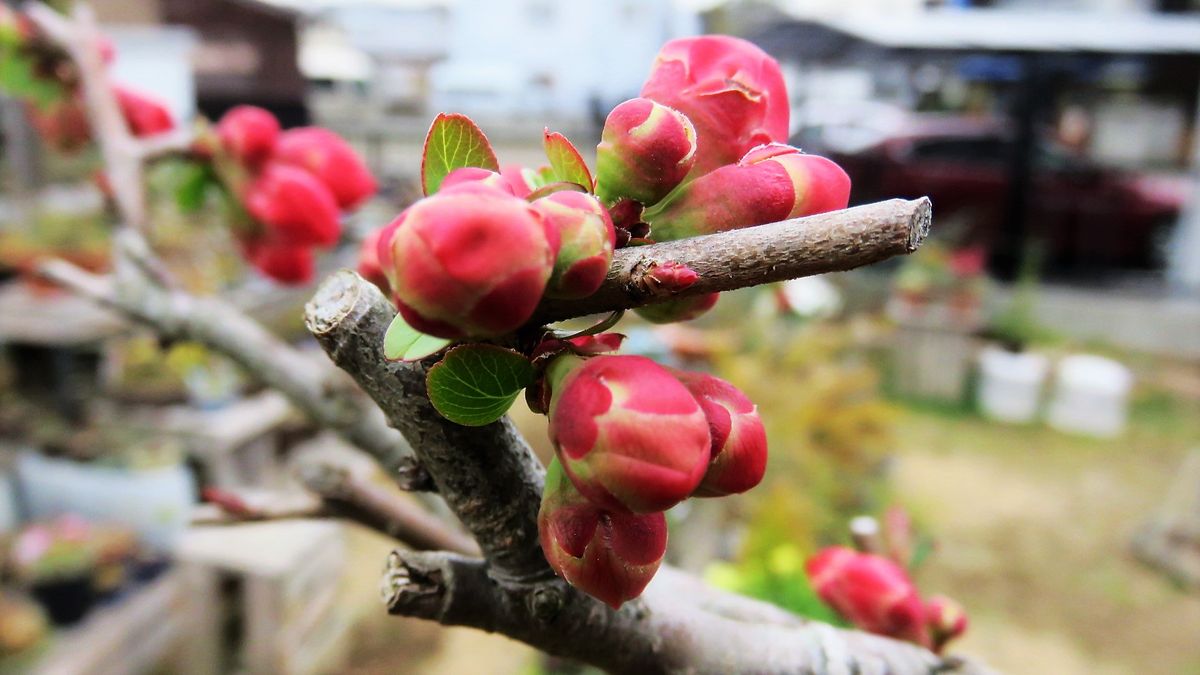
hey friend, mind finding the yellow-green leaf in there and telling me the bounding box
[543,130,593,191]
[421,113,500,196]
[384,312,451,362]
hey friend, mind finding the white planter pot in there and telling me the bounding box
[15,452,196,553]
[977,346,1049,423]
[1047,354,1133,438]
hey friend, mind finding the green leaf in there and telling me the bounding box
[420,113,499,196]
[0,49,65,106]
[543,130,593,190]
[176,163,213,213]
[525,181,588,202]
[383,313,451,362]
[426,344,534,426]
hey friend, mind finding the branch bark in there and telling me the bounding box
[306,272,988,675]
[531,197,930,324]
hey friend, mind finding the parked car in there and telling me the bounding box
[793,115,1187,269]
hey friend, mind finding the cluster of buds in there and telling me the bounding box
[537,342,767,607]
[806,546,968,652]
[206,105,377,284]
[0,7,173,152]
[590,35,851,324]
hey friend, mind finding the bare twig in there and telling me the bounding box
[531,198,930,324]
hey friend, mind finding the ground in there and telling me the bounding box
[897,395,1200,675]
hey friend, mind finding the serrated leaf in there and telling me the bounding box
[420,113,499,196]
[426,344,534,426]
[543,130,593,190]
[384,312,451,362]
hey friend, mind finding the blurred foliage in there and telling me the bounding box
[892,240,987,306]
[0,209,110,272]
[694,292,899,618]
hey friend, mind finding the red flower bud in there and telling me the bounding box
[440,166,515,195]
[244,163,341,247]
[547,354,710,513]
[114,85,174,137]
[382,182,559,339]
[532,191,615,299]
[356,227,389,293]
[634,293,719,324]
[671,370,767,497]
[217,105,279,167]
[500,164,539,198]
[243,239,315,285]
[925,595,968,653]
[539,458,667,609]
[646,143,850,241]
[807,547,931,648]
[595,98,696,208]
[25,96,91,153]
[274,127,377,210]
[640,35,789,177]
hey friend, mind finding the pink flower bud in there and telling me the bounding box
[115,85,174,137]
[217,105,279,167]
[671,370,767,497]
[640,35,789,176]
[547,354,710,513]
[634,293,719,324]
[274,127,377,210]
[539,459,667,609]
[595,98,696,208]
[807,547,931,648]
[532,191,615,299]
[925,595,968,653]
[244,163,341,247]
[243,239,315,285]
[646,143,850,241]
[356,227,389,293]
[500,164,540,198]
[382,182,559,339]
[440,167,516,195]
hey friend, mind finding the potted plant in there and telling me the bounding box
[9,515,98,625]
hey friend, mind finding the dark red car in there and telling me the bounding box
[796,116,1187,269]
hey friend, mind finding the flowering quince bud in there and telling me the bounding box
[925,595,968,653]
[546,353,710,513]
[634,293,719,324]
[538,459,667,609]
[440,166,515,195]
[274,127,377,210]
[242,238,315,285]
[595,98,696,208]
[640,35,789,176]
[532,191,615,299]
[670,370,767,497]
[356,227,390,293]
[646,143,851,242]
[500,164,539,198]
[217,105,279,167]
[807,547,931,648]
[244,163,341,247]
[382,182,559,339]
[114,85,174,137]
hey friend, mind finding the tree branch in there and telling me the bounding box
[531,198,930,324]
[36,257,416,479]
[305,272,990,675]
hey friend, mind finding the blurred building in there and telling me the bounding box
[97,0,309,126]
[753,8,1200,284]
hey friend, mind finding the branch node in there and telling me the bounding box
[382,550,449,617]
[527,583,567,624]
[395,456,438,492]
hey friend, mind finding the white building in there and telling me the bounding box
[429,0,700,122]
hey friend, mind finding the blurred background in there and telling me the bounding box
[1,0,1198,673]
